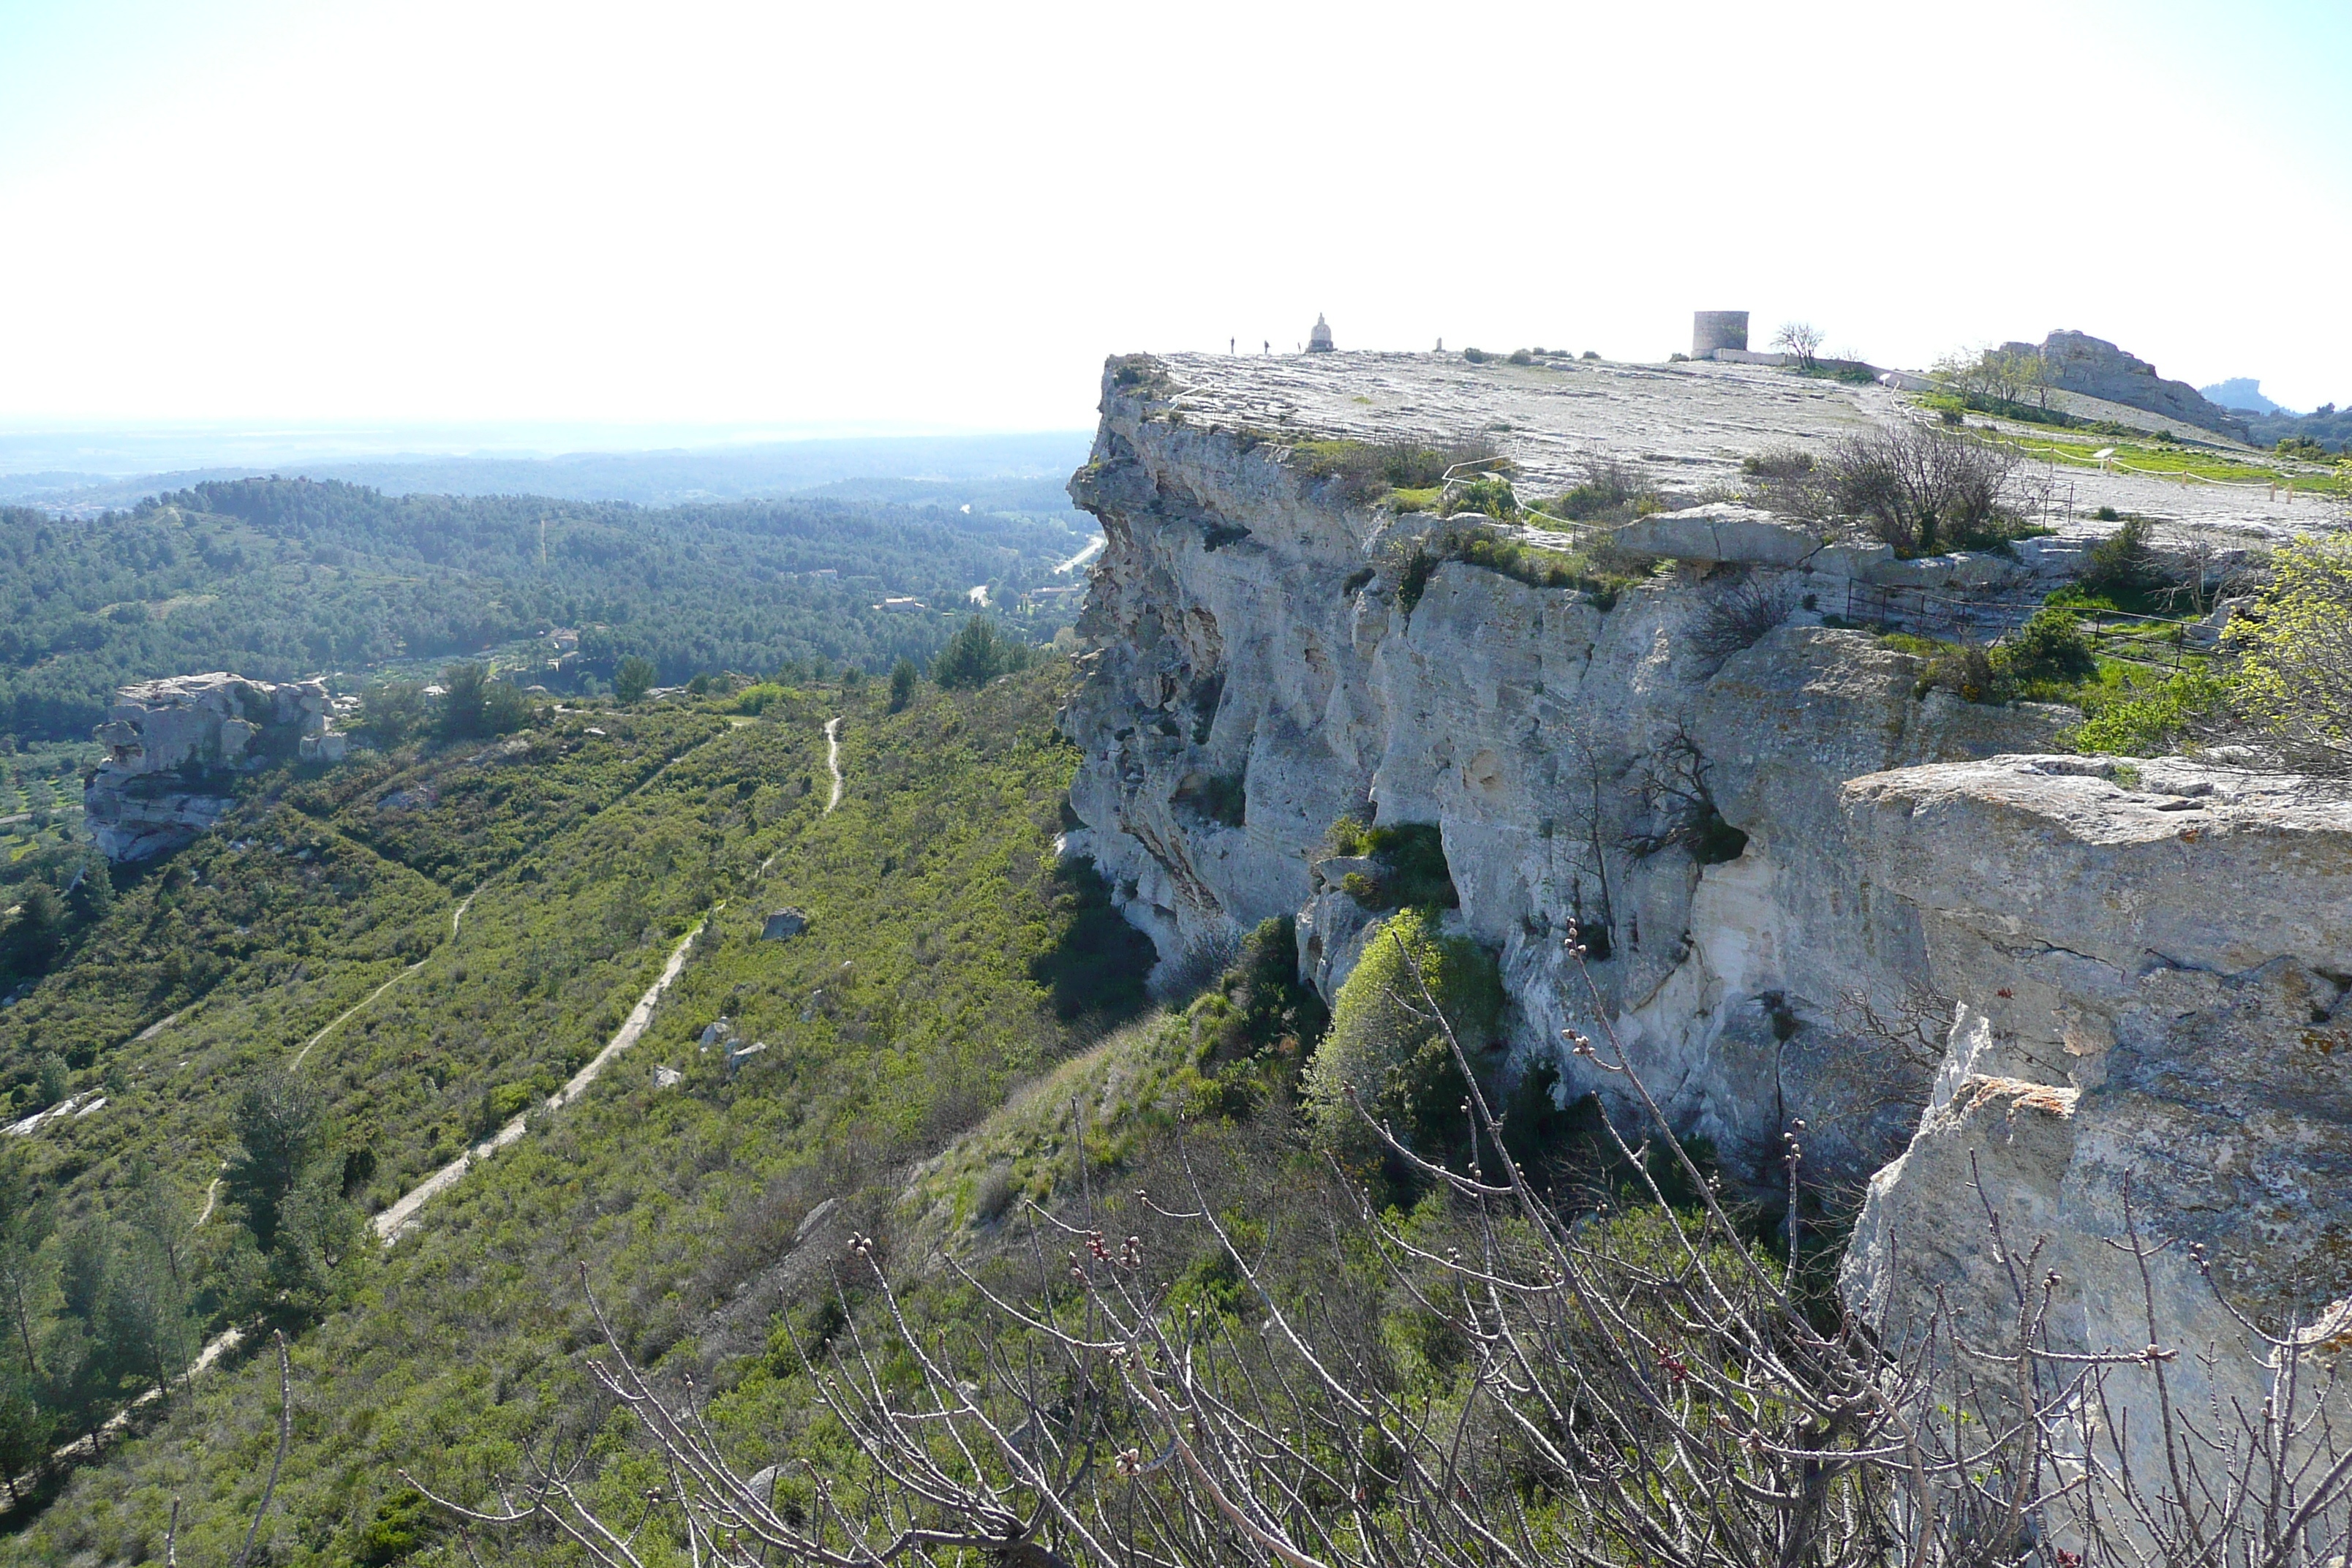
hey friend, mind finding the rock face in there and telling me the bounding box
[85,673,346,861]
[1060,351,2352,1460]
[2010,329,2253,441]
[1062,358,2064,1183]
[1838,755,2352,1474]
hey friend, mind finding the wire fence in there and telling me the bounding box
[1828,578,2216,671]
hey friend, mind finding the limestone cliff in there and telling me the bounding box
[1061,354,2065,1183]
[1060,350,2352,1412]
[85,672,347,860]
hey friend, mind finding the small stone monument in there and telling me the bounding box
[1307,314,1335,353]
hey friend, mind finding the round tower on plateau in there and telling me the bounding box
[1692,310,1749,359]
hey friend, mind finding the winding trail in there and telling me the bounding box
[35,741,724,1482]
[823,715,844,813]
[291,891,476,1071]
[372,913,709,1244]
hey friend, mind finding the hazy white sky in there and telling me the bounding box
[1,0,2346,432]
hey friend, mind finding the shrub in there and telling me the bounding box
[1922,642,2003,704]
[2081,516,2164,598]
[1294,435,1502,503]
[434,663,531,740]
[1108,353,1169,393]
[1690,578,1794,673]
[1997,608,2098,685]
[1551,456,1655,522]
[2226,532,2352,771]
[1188,774,1245,829]
[1461,347,1488,363]
[1506,349,1534,366]
[1396,547,1437,614]
[1303,908,1501,1159]
[2071,671,2231,756]
[356,682,426,746]
[1740,446,1816,480]
[886,657,917,713]
[1770,424,2029,555]
[1439,475,1518,520]
[1337,821,1458,911]
[731,682,791,716]
[970,1164,1017,1224]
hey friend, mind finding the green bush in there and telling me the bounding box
[1550,456,1656,523]
[1331,820,1457,911]
[435,663,530,740]
[2081,516,2165,600]
[1997,608,2098,686]
[1293,436,1502,504]
[1304,908,1502,1161]
[1439,475,1518,520]
[2071,672,2230,756]
[1190,774,1246,828]
[731,682,792,715]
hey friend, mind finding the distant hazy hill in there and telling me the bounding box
[0,430,1094,515]
[2199,377,2293,417]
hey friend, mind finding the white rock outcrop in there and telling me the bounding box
[1060,353,2352,1452]
[85,673,347,860]
[1063,358,2064,1182]
[1839,755,2352,1480]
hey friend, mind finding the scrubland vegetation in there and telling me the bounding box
[0,663,1169,1557]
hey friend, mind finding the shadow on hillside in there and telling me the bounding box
[1030,856,1155,1028]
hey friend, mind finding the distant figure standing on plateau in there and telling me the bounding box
[1307,314,1335,353]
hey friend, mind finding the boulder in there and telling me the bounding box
[761,908,810,941]
[1603,504,1820,568]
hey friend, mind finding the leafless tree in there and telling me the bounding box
[407,941,2352,1568]
[1690,578,1795,676]
[1811,426,2025,555]
[1773,323,1826,373]
[1621,724,1739,864]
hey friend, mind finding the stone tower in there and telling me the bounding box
[1692,310,1749,358]
[1307,314,1335,353]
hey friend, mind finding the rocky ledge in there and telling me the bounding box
[85,672,347,861]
